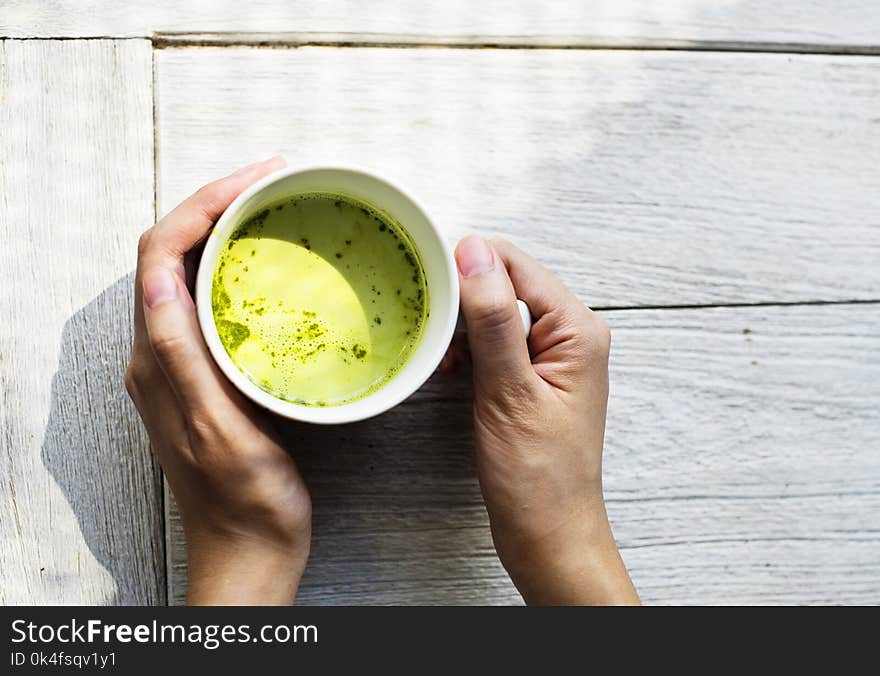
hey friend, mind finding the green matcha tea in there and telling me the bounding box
[211,192,428,407]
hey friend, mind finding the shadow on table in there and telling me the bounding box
[39,272,164,605]
[42,273,504,605]
[274,376,501,605]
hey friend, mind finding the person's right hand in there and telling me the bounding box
[451,235,639,605]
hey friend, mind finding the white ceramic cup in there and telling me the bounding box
[196,165,461,424]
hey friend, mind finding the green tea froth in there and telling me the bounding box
[211,192,428,406]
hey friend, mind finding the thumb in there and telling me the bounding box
[455,235,533,389]
[142,266,231,415]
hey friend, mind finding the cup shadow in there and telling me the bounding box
[168,370,512,605]
[50,278,510,605]
[274,373,512,605]
[39,272,165,605]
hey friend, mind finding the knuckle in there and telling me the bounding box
[137,229,153,257]
[148,329,188,364]
[123,363,141,398]
[592,315,612,353]
[193,184,224,220]
[563,307,612,367]
[468,296,520,334]
[123,355,155,397]
[580,324,610,361]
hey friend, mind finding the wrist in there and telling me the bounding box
[185,531,309,605]
[496,498,639,606]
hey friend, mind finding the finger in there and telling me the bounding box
[455,235,534,389]
[489,238,581,320]
[125,353,190,454]
[489,238,598,356]
[152,155,286,258]
[141,265,238,415]
[490,238,610,389]
[133,156,286,352]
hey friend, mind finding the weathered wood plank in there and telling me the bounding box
[0,39,162,604]
[604,304,880,605]
[165,304,880,605]
[158,46,880,604]
[156,47,880,307]
[3,1,880,46]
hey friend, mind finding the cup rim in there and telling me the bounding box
[194,163,459,424]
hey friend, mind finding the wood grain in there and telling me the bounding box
[3,1,880,46]
[0,39,162,604]
[163,303,880,605]
[2,24,871,606]
[604,304,880,605]
[156,47,880,307]
[157,45,880,604]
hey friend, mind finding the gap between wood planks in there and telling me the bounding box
[596,299,880,313]
[149,32,880,56]
[147,45,171,607]
[144,37,880,316]
[9,34,878,56]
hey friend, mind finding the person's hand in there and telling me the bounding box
[449,235,638,605]
[125,157,312,605]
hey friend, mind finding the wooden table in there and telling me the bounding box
[2,3,878,605]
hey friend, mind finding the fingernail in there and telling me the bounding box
[143,268,178,308]
[456,235,495,278]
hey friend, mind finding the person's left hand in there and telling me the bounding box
[125,156,313,605]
